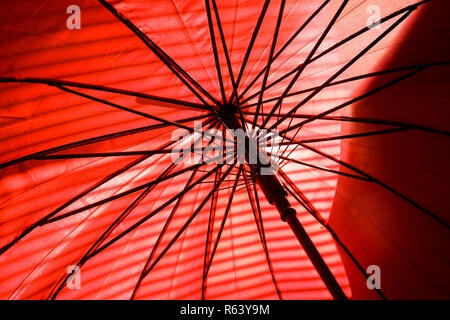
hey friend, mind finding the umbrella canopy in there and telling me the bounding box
[0,0,448,300]
[331,0,450,299]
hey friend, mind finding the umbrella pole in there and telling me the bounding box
[220,108,348,300]
[285,212,348,300]
[253,170,348,300]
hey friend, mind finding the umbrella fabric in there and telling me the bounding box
[0,0,447,300]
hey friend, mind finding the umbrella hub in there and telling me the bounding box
[217,103,241,130]
[217,105,296,222]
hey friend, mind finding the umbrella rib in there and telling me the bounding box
[238,0,332,102]
[278,169,386,300]
[261,0,349,129]
[57,85,199,133]
[44,161,209,225]
[139,163,235,280]
[0,115,213,170]
[269,152,370,182]
[50,122,223,298]
[231,0,271,103]
[129,121,222,299]
[243,118,412,174]
[58,85,233,145]
[84,151,236,265]
[83,163,227,267]
[0,118,217,256]
[209,0,248,132]
[210,0,239,102]
[204,165,242,278]
[241,62,450,109]
[252,0,286,127]
[243,173,282,299]
[217,181,254,192]
[205,0,226,104]
[0,154,149,256]
[48,161,180,299]
[0,77,211,111]
[199,179,245,184]
[35,147,216,160]
[202,168,220,299]
[85,163,178,260]
[277,128,409,167]
[268,9,414,131]
[310,0,430,64]
[131,167,200,300]
[278,66,427,136]
[268,0,349,156]
[245,111,450,135]
[239,0,429,106]
[98,0,220,107]
[42,120,219,225]
[298,141,450,229]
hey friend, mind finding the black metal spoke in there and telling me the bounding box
[269,152,370,182]
[0,77,212,111]
[238,0,332,102]
[230,0,271,103]
[205,0,226,104]
[139,163,235,280]
[49,161,180,299]
[264,60,423,171]
[278,128,409,167]
[42,120,220,226]
[239,0,430,106]
[218,181,255,192]
[252,0,285,127]
[298,142,450,229]
[279,66,426,136]
[34,147,215,160]
[57,85,199,133]
[0,154,150,256]
[98,0,220,106]
[0,115,213,170]
[209,0,247,132]
[241,61,450,109]
[243,173,282,299]
[310,0,430,64]
[202,168,220,299]
[0,117,217,256]
[44,161,211,224]
[83,161,231,264]
[204,166,242,278]
[131,127,225,299]
[131,167,200,300]
[269,9,414,131]
[242,106,450,136]
[261,0,349,129]
[210,0,238,102]
[265,0,349,160]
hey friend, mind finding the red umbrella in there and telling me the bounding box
[0,0,448,300]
